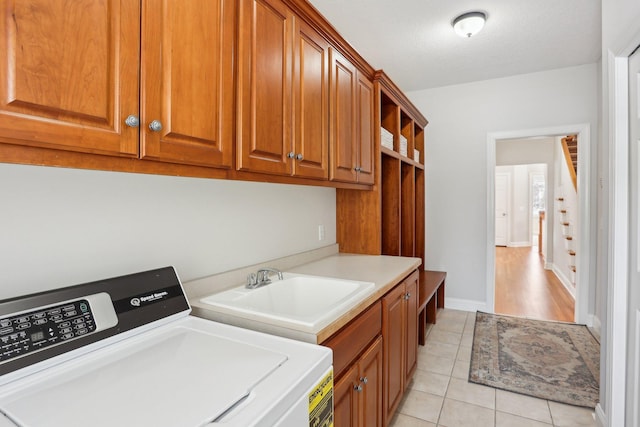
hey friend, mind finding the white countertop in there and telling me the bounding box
[185,248,421,344]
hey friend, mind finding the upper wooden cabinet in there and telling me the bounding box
[237,0,329,179]
[0,0,234,168]
[0,0,385,188]
[140,0,235,168]
[0,1,140,156]
[293,18,330,179]
[329,48,374,184]
[356,73,375,185]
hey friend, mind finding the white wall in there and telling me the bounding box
[0,163,336,300]
[510,166,530,245]
[407,63,598,307]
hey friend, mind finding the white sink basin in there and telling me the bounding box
[199,273,374,333]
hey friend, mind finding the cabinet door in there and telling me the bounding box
[404,272,419,386]
[0,0,139,156]
[382,283,406,424]
[334,364,359,427]
[329,48,357,183]
[292,19,329,179]
[141,0,234,168]
[359,336,383,427]
[237,0,293,175]
[356,73,375,185]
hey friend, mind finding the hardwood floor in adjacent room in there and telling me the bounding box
[494,246,574,322]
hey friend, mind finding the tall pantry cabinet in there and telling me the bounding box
[336,70,427,426]
[0,0,234,168]
[336,71,427,265]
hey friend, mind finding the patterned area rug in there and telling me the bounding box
[469,311,600,408]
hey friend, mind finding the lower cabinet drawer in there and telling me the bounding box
[320,301,382,378]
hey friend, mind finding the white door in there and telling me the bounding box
[495,172,509,246]
[628,46,640,426]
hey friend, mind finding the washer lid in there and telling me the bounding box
[0,327,288,427]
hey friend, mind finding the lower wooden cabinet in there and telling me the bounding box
[382,269,419,424]
[334,336,383,427]
[405,273,419,385]
[323,269,419,427]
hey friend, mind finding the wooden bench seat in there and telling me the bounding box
[417,270,446,346]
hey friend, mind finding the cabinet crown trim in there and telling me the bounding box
[374,70,428,127]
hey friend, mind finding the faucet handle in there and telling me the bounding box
[246,273,258,288]
[257,270,272,285]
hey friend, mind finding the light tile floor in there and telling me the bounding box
[389,309,598,427]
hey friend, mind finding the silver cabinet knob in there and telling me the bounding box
[355,166,362,172]
[354,384,363,392]
[295,153,303,161]
[360,377,368,384]
[148,120,163,132]
[287,152,295,159]
[124,115,140,128]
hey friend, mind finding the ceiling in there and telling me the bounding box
[307,0,601,92]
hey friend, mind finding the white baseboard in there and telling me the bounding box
[544,262,552,270]
[589,314,601,335]
[445,297,486,313]
[507,241,531,247]
[550,263,576,298]
[595,403,606,427]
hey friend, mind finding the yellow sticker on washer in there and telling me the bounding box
[309,369,333,427]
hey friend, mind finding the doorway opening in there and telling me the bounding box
[485,124,591,326]
[493,157,573,321]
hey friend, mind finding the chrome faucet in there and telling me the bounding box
[246,267,283,289]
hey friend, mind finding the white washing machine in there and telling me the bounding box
[0,267,333,426]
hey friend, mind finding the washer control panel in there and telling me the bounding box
[0,293,117,364]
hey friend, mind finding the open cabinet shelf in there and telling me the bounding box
[337,70,428,266]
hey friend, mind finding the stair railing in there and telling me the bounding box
[561,135,577,191]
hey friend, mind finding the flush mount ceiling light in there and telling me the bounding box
[452,11,487,38]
